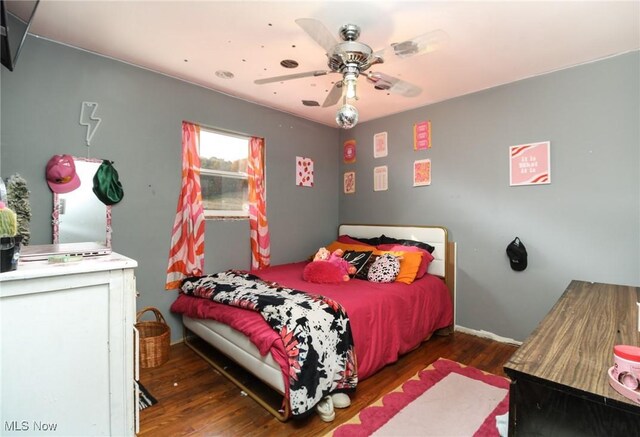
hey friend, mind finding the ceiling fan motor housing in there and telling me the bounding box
[327,40,382,73]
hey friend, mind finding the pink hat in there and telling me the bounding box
[46,155,81,193]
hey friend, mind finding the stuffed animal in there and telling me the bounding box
[326,249,357,279]
[313,247,331,262]
[303,247,356,283]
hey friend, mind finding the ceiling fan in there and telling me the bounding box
[254,18,448,128]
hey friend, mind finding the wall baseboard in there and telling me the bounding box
[455,325,522,346]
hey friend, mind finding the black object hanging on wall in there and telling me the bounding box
[506,237,528,271]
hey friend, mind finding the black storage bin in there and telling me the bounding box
[0,236,22,273]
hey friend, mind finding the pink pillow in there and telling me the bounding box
[376,244,434,278]
[303,261,347,284]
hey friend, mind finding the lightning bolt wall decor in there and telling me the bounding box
[79,101,102,154]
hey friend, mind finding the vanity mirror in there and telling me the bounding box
[52,157,111,247]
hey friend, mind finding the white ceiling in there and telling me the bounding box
[25,1,640,128]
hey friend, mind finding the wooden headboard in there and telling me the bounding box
[338,224,456,323]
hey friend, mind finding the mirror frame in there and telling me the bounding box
[52,156,112,247]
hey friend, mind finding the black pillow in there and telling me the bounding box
[378,234,435,253]
[342,250,373,277]
[350,236,382,246]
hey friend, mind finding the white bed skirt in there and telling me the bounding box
[182,315,286,394]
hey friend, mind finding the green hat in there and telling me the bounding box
[93,160,124,205]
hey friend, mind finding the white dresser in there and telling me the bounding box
[0,252,138,436]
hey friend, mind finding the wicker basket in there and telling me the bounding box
[136,307,171,368]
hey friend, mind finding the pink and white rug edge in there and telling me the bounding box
[328,358,510,437]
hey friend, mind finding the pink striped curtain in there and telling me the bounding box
[165,122,206,289]
[248,137,271,269]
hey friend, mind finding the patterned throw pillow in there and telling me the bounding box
[342,250,373,277]
[355,254,378,280]
[367,253,401,283]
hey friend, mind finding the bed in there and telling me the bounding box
[171,224,456,420]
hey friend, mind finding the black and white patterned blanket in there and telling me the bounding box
[181,270,358,416]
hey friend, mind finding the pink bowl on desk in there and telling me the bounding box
[612,345,640,390]
[608,367,640,405]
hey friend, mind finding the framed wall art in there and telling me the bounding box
[374,166,388,191]
[344,171,356,194]
[296,156,314,187]
[413,159,431,186]
[373,132,388,158]
[343,139,356,163]
[509,141,551,186]
[414,120,431,150]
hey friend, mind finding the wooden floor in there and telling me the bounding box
[139,331,518,437]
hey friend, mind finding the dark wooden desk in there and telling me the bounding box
[504,280,640,436]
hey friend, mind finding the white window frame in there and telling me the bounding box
[198,127,250,219]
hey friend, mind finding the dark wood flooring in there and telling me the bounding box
[139,331,518,437]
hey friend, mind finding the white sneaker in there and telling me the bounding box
[316,396,335,422]
[331,392,351,408]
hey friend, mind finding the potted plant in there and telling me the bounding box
[6,174,31,246]
[0,200,20,272]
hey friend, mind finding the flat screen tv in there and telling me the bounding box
[1,0,39,71]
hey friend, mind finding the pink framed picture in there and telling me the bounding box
[373,132,388,158]
[343,139,356,163]
[414,121,431,150]
[344,171,355,194]
[413,159,431,186]
[509,141,551,186]
[296,156,314,187]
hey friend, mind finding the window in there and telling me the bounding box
[199,127,249,218]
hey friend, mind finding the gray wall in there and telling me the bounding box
[339,51,640,341]
[1,36,340,341]
[2,36,638,344]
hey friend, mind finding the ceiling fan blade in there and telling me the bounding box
[322,82,343,107]
[254,70,330,85]
[366,72,422,97]
[374,29,449,61]
[295,18,339,53]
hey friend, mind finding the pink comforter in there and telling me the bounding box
[171,261,453,388]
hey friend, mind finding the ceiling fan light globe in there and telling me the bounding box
[336,104,359,129]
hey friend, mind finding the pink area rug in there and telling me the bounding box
[329,358,510,437]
